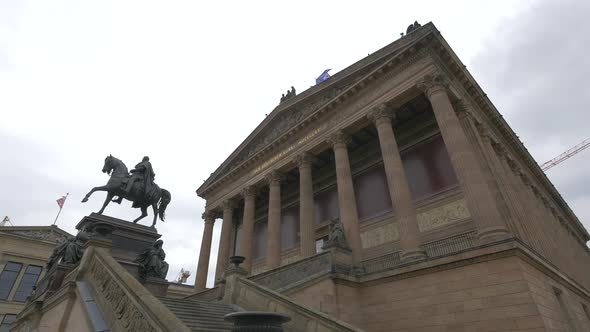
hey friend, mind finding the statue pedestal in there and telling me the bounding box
[75,213,169,295]
[76,213,161,263]
[143,277,169,297]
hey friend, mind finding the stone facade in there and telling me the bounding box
[10,21,588,332]
[193,22,590,331]
[0,225,71,328]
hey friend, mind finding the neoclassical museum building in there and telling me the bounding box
[11,22,590,332]
[193,22,590,331]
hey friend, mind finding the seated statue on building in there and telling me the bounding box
[406,21,422,35]
[47,225,94,269]
[280,86,297,103]
[136,239,169,280]
[323,218,350,250]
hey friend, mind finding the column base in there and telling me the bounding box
[477,226,512,244]
[401,248,427,262]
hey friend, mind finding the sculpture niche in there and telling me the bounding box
[81,155,171,227]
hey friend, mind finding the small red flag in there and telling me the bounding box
[56,195,67,208]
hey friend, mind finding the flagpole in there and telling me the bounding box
[53,193,69,225]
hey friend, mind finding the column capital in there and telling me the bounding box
[366,104,394,126]
[417,73,449,99]
[521,175,532,186]
[531,186,543,199]
[223,199,237,211]
[296,152,315,169]
[474,122,494,144]
[265,170,284,186]
[241,186,256,199]
[327,130,351,150]
[202,211,216,224]
[505,156,520,173]
[490,140,507,157]
[452,99,475,120]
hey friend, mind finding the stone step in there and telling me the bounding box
[159,298,232,309]
[159,302,233,311]
[160,304,233,316]
[157,296,236,332]
[171,313,231,325]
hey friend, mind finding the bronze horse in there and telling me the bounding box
[81,155,171,227]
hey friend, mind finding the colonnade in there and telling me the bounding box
[194,74,511,289]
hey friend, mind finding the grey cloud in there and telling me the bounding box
[471,0,590,226]
[0,130,206,282]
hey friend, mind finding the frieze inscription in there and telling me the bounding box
[252,126,324,175]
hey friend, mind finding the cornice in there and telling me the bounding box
[198,24,436,198]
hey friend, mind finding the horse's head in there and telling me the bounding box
[103,155,114,175]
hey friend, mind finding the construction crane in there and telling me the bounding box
[540,138,590,171]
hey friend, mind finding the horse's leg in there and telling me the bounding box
[97,192,114,214]
[150,203,158,228]
[82,185,109,203]
[134,206,148,224]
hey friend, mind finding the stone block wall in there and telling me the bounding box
[359,256,543,331]
[285,255,590,331]
[519,259,590,331]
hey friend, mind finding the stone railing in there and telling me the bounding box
[362,231,477,274]
[423,231,477,257]
[78,246,191,332]
[231,277,364,332]
[250,251,332,292]
[362,251,401,274]
[184,285,222,301]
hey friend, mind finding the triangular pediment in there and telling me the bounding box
[197,24,436,195]
[0,225,73,243]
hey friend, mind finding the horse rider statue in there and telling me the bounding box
[82,155,171,227]
[113,156,155,204]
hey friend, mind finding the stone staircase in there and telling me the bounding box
[158,297,239,332]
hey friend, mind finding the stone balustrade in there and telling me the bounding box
[229,277,364,332]
[78,246,190,332]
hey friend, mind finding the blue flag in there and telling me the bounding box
[315,69,331,84]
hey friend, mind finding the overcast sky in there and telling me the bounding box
[1,0,588,287]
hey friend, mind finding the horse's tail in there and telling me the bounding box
[158,189,171,221]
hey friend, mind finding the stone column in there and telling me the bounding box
[367,105,426,261]
[328,130,363,266]
[195,212,215,290]
[478,128,530,241]
[297,152,317,258]
[266,171,283,269]
[215,200,235,281]
[239,187,256,273]
[418,74,510,243]
[501,155,543,251]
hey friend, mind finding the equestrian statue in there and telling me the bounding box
[81,155,171,227]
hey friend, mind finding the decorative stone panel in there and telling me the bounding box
[360,223,399,249]
[10,229,69,242]
[417,199,471,232]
